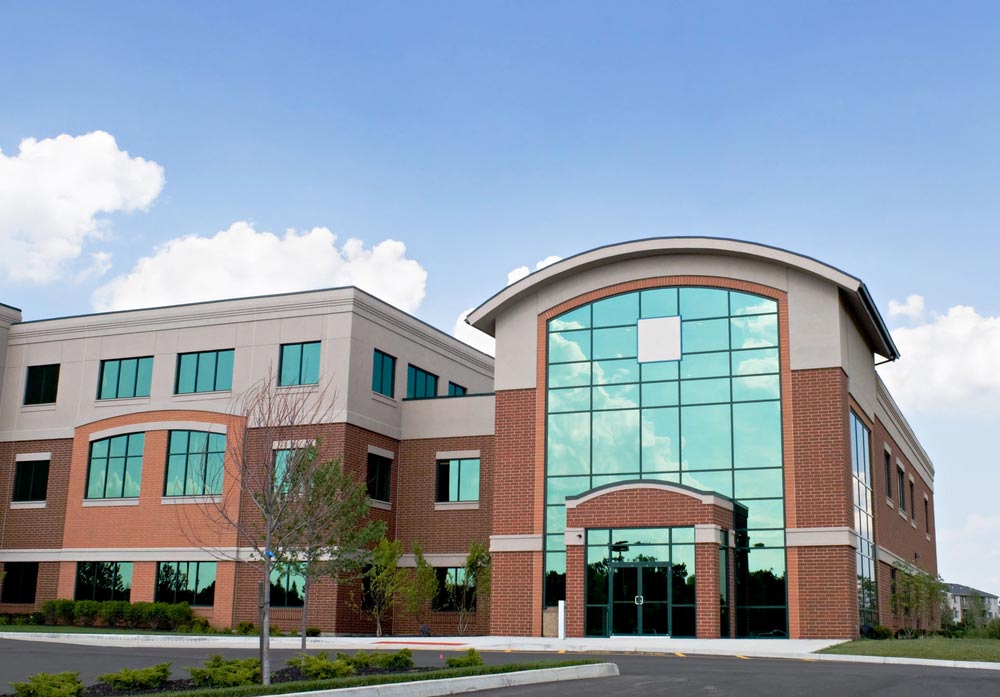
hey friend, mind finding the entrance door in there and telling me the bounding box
[610,562,671,635]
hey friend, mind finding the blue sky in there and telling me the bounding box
[2,1,1000,593]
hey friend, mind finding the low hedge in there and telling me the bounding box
[36,599,195,631]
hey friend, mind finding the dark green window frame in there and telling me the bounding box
[1,561,38,604]
[164,430,226,496]
[86,433,144,499]
[74,561,132,601]
[175,349,234,394]
[406,364,438,399]
[24,364,59,405]
[436,458,480,502]
[851,410,877,629]
[372,349,396,398]
[269,567,305,607]
[448,382,467,396]
[367,453,392,502]
[279,341,320,386]
[13,459,49,502]
[155,561,216,606]
[98,356,153,400]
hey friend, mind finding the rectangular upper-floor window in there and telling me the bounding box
[924,498,930,533]
[372,349,396,398]
[910,481,916,520]
[98,356,153,400]
[13,459,49,502]
[1,561,39,604]
[432,567,474,612]
[75,561,132,601]
[407,364,438,399]
[269,567,305,607]
[175,349,234,394]
[436,458,480,502]
[279,341,320,386]
[448,382,467,396]
[367,453,392,502]
[24,364,59,405]
[155,561,216,606]
[87,433,144,499]
[897,466,906,512]
[165,430,226,496]
[884,451,892,498]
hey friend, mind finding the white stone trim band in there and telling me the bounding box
[565,528,585,547]
[490,534,544,553]
[565,481,733,511]
[436,450,480,460]
[15,452,51,461]
[694,524,723,545]
[785,527,858,548]
[398,553,469,568]
[273,439,313,450]
[90,421,228,441]
[367,445,395,460]
[434,501,479,511]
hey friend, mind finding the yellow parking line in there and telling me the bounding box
[674,652,686,657]
[737,655,749,660]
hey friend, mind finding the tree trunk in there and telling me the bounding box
[261,556,272,685]
[300,574,310,652]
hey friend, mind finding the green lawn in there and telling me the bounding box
[820,637,1000,663]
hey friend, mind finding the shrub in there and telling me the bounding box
[343,650,373,669]
[371,648,414,670]
[145,603,171,630]
[166,602,193,630]
[179,617,211,633]
[445,648,483,668]
[188,655,261,687]
[31,611,45,625]
[97,663,171,691]
[11,672,83,697]
[269,624,283,637]
[100,601,128,628]
[124,602,149,629]
[288,652,355,679]
[40,600,59,625]
[984,618,1000,640]
[54,600,76,626]
[0,615,8,626]
[306,626,322,637]
[235,620,256,635]
[869,625,892,640]
[74,600,100,627]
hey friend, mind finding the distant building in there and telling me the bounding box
[945,583,999,624]
[0,238,938,638]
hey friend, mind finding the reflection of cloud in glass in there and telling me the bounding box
[549,332,589,362]
[641,409,678,471]
[731,315,778,349]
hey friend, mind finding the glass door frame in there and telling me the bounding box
[607,560,673,636]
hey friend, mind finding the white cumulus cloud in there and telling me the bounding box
[878,303,1000,411]
[888,294,925,322]
[0,131,164,282]
[453,255,564,355]
[937,514,1000,592]
[92,222,427,313]
[506,254,562,285]
[453,308,495,356]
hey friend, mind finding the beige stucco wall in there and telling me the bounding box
[401,394,495,439]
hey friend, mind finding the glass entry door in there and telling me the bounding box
[610,562,671,635]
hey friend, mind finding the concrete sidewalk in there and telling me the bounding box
[3,631,999,672]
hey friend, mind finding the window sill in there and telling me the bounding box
[173,391,232,402]
[926,533,932,542]
[277,383,319,392]
[434,501,480,511]
[10,501,46,510]
[371,392,397,407]
[95,396,151,407]
[368,498,391,511]
[898,508,908,520]
[911,519,917,529]
[162,495,222,505]
[21,403,57,412]
[885,498,895,509]
[83,498,139,507]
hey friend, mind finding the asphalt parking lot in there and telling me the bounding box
[0,638,996,697]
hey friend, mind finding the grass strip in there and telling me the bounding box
[145,661,598,697]
[819,637,1000,663]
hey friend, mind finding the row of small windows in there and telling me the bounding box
[365,453,480,504]
[24,342,474,407]
[370,349,466,400]
[883,451,930,534]
[1,560,475,612]
[22,341,322,406]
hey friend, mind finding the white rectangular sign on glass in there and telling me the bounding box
[637,316,681,363]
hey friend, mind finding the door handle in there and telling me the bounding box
[634,595,644,605]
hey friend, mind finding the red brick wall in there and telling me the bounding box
[791,545,857,638]
[0,438,73,551]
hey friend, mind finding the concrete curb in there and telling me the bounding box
[805,652,1000,671]
[285,664,620,697]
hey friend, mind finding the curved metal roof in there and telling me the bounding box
[467,236,899,360]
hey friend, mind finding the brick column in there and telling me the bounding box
[695,542,720,638]
[565,541,585,637]
[129,561,157,602]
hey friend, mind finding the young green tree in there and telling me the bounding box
[400,543,437,634]
[277,444,386,649]
[965,593,987,631]
[891,561,946,636]
[455,541,491,635]
[363,538,406,637]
